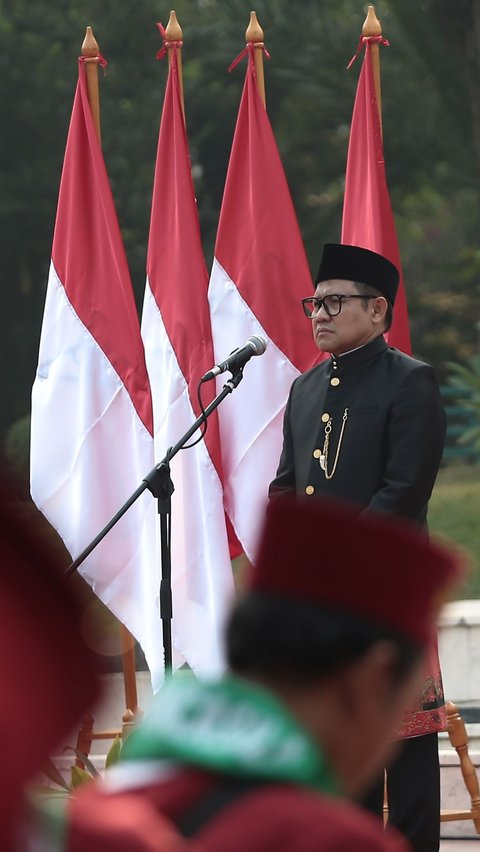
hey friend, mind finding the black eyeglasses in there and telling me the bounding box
[301,294,376,318]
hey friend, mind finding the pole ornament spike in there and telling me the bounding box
[165,9,183,42]
[155,22,184,58]
[81,26,102,144]
[81,25,107,72]
[245,10,264,43]
[363,5,383,135]
[229,11,267,107]
[246,11,267,108]
[156,11,186,126]
[346,5,385,136]
[81,25,99,58]
[362,5,382,37]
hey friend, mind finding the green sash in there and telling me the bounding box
[121,674,339,795]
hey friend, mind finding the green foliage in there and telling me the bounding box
[429,463,480,599]
[40,758,72,794]
[446,356,480,449]
[36,736,122,802]
[70,765,96,790]
[105,735,123,770]
[5,413,30,489]
[39,750,97,797]
[1,0,479,446]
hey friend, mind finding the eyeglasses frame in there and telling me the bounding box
[301,294,377,319]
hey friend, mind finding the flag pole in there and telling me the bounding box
[246,11,266,107]
[80,26,139,719]
[165,10,186,124]
[362,5,383,135]
[81,27,102,143]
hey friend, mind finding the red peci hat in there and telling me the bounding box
[249,495,464,646]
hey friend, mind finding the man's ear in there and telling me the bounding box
[371,296,388,325]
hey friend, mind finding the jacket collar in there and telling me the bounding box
[330,334,388,373]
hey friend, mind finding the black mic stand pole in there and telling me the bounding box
[65,370,244,674]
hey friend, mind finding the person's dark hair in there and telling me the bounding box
[354,281,393,331]
[226,591,420,689]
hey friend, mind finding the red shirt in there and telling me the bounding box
[68,767,410,851]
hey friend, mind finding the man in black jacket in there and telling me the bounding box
[270,243,447,852]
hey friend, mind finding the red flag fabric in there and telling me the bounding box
[208,48,320,560]
[141,46,234,675]
[31,58,162,686]
[342,41,411,354]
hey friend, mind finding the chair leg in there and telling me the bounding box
[445,700,480,833]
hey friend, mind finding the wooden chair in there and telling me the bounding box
[383,700,480,833]
[75,629,142,769]
[75,708,141,768]
[440,700,480,832]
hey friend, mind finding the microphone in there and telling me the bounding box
[200,336,267,382]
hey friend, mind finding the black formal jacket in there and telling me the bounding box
[270,336,446,524]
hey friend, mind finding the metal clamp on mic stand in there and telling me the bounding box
[65,369,246,675]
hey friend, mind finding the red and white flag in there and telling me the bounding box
[141,42,234,675]
[342,38,411,354]
[208,47,319,560]
[30,59,163,687]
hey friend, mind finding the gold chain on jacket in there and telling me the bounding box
[319,408,349,479]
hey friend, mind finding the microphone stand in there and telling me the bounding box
[65,370,245,674]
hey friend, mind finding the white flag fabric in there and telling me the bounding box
[208,49,320,560]
[141,45,234,675]
[30,58,164,688]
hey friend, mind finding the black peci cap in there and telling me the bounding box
[316,243,400,306]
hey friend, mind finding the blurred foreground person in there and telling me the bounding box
[0,470,101,851]
[67,495,462,852]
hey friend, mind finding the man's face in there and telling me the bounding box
[318,643,425,798]
[311,278,383,356]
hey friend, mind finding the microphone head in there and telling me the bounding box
[247,335,267,356]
